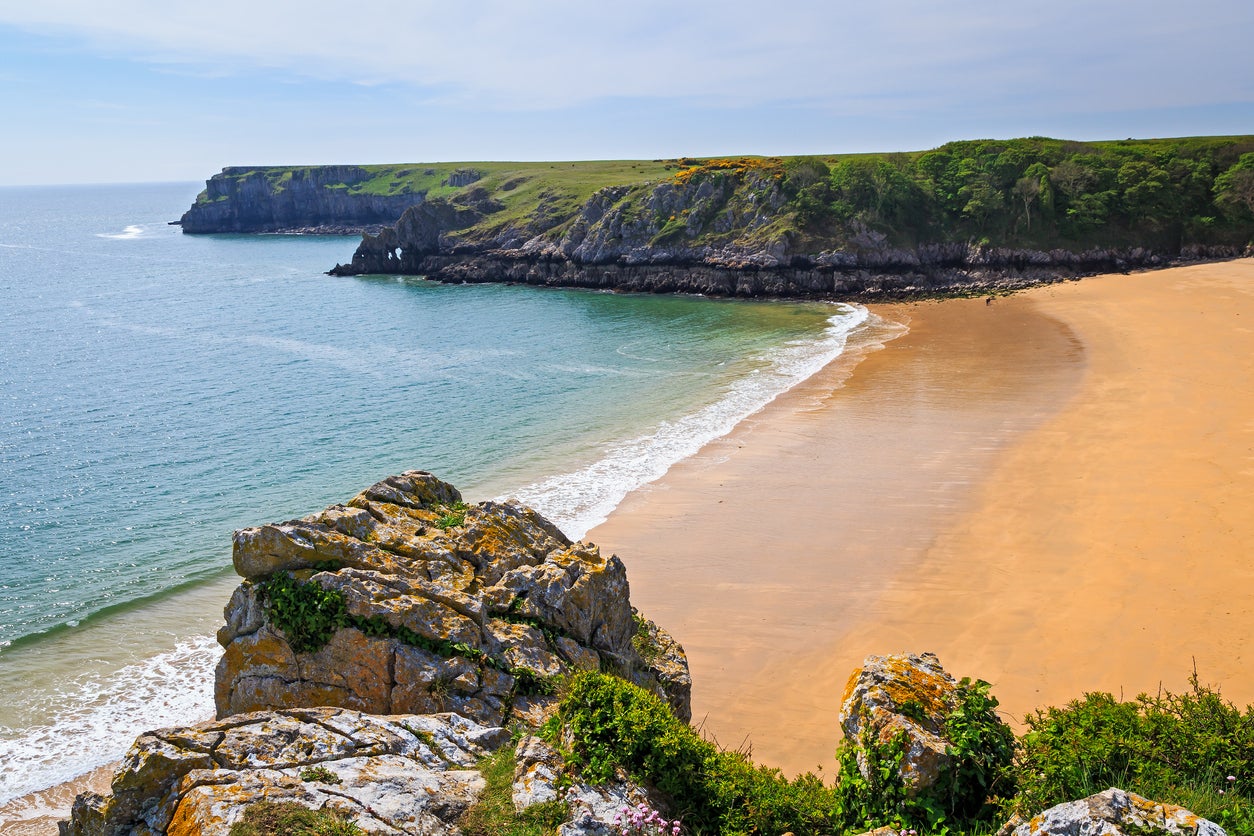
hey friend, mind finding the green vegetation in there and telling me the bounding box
[546,671,841,835]
[299,765,342,785]
[433,500,470,530]
[546,671,1253,835]
[228,801,360,836]
[1012,674,1254,834]
[199,136,1254,256]
[258,570,347,653]
[836,678,1014,833]
[255,572,556,698]
[458,745,570,836]
[631,609,663,666]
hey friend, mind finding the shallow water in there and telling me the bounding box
[0,182,884,802]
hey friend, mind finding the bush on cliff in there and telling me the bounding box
[549,672,1016,835]
[1011,673,1254,834]
[549,671,841,835]
[835,677,1015,833]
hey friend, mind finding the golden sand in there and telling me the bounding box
[590,259,1254,777]
[12,259,1252,825]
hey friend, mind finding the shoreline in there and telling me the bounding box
[590,258,1254,776]
[9,258,1253,825]
[589,284,1087,775]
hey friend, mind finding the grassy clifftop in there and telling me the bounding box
[190,136,1254,252]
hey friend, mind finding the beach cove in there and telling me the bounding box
[591,258,1254,776]
[5,258,1253,832]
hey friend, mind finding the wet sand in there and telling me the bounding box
[0,765,114,835]
[590,258,1254,777]
[10,260,1252,827]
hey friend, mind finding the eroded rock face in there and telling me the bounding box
[839,652,963,794]
[215,471,691,726]
[1012,787,1225,836]
[60,708,508,836]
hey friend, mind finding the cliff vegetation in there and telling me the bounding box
[318,136,1254,297]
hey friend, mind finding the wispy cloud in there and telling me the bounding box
[4,0,1251,114]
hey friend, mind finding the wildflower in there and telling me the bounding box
[1229,775,1237,782]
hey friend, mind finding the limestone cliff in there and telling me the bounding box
[214,470,691,726]
[178,166,428,234]
[327,160,1251,298]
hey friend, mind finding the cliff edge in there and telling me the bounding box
[178,165,431,234]
[214,470,690,726]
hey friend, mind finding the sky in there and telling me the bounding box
[0,0,1251,186]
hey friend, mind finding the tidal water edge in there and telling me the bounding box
[0,182,885,803]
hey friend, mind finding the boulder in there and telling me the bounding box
[839,652,966,794]
[1011,787,1225,835]
[215,471,691,726]
[59,708,509,836]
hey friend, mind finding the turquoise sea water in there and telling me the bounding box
[0,183,884,804]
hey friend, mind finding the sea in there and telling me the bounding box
[0,182,893,806]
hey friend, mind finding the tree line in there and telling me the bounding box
[780,136,1254,250]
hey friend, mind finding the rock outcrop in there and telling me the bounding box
[327,171,1252,299]
[60,708,508,836]
[215,470,690,726]
[179,166,424,234]
[1011,788,1224,836]
[61,709,676,836]
[840,652,993,795]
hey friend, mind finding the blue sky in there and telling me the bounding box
[1,0,1251,186]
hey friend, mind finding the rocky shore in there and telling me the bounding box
[54,469,1233,835]
[323,170,1250,299]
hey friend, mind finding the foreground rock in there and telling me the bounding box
[60,708,508,836]
[215,471,690,726]
[840,652,976,794]
[1011,787,1225,836]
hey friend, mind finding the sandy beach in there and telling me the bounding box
[590,258,1254,777]
[8,259,1252,830]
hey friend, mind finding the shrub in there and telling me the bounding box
[549,671,839,835]
[257,573,347,653]
[1011,674,1254,831]
[834,678,1014,833]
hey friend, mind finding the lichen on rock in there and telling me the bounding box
[215,470,691,726]
[840,652,965,794]
[59,708,508,836]
[1011,787,1225,835]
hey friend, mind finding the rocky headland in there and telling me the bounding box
[179,137,1254,298]
[177,166,432,234]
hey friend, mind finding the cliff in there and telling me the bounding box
[214,470,690,725]
[324,138,1254,297]
[178,139,1254,296]
[177,165,433,234]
